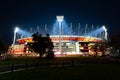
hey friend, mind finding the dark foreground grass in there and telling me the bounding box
[0,56,116,66]
[0,64,120,80]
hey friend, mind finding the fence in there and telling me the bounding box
[0,57,120,74]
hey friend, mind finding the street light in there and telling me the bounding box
[13,27,19,45]
[56,16,64,54]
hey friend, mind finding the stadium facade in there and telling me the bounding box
[8,16,108,56]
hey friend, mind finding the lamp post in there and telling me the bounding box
[56,16,64,54]
[13,27,19,45]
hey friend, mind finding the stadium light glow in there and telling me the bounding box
[17,29,32,37]
[15,27,19,33]
[102,26,107,32]
[57,16,64,22]
[88,27,103,37]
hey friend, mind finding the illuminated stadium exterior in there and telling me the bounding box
[9,16,108,56]
[9,35,105,56]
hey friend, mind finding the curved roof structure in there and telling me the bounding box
[17,35,104,44]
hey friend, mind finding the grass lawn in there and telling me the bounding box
[0,64,120,80]
[0,56,116,66]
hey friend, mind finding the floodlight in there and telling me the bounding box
[15,27,19,33]
[102,26,107,32]
[56,16,64,22]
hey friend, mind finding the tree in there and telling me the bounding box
[45,34,54,59]
[30,32,54,58]
[0,40,7,55]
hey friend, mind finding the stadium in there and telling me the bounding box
[8,16,109,56]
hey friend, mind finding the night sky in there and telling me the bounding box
[0,0,120,45]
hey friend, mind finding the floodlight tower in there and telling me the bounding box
[56,16,64,54]
[103,26,108,41]
[13,27,19,45]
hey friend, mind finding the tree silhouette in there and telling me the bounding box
[45,34,54,59]
[0,40,7,55]
[29,32,54,58]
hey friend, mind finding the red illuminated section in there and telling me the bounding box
[17,36,103,44]
[17,37,33,44]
